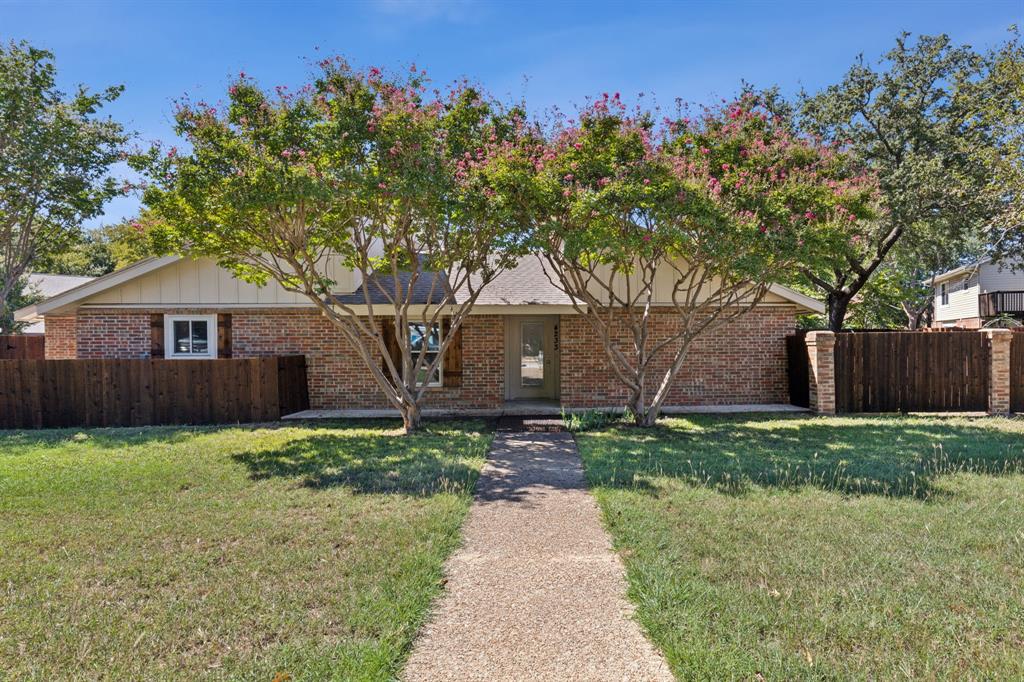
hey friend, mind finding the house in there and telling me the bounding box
[14,254,822,413]
[16,273,96,334]
[933,258,1024,328]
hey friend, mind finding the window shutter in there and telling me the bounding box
[380,319,402,380]
[150,314,164,358]
[217,314,232,358]
[442,318,463,388]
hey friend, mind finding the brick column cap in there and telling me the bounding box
[805,330,836,347]
[981,328,1013,339]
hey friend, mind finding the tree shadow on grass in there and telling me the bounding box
[229,421,488,496]
[0,418,489,498]
[0,423,233,454]
[579,414,1024,500]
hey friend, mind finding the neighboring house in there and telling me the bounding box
[16,273,96,334]
[14,254,822,411]
[933,258,1024,328]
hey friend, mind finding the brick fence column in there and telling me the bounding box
[982,329,1012,416]
[805,331,836,415]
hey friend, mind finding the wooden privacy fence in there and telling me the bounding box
[0,356,309,429]
[833,331,990,412]
[1013,330,1024,414]
[0,335,45,359]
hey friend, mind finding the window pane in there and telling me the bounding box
[191,321,209,354]
[409,323,440,352]
[521,321,544,387]
[425,325,440,352]
[409,324,425,352]
[416,351,441,385]
[173,320,191,354]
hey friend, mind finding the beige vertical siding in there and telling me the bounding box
[82,257,354,306]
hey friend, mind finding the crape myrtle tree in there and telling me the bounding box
[142,60,529,432]
[798,32,1022,331]
[0,41,128,333]
[483,93,876,425]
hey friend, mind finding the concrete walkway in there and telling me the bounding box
[402,431,673,681]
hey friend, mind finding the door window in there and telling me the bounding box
[520,321,544,387]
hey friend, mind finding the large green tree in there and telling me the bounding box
[0,41,128,332]
[978,28,1024,259]
[798,31,1021,330]
[483,94,876,424]
[143,60,529,432]
[37,212,168,276]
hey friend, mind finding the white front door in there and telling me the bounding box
[506,317,559,400]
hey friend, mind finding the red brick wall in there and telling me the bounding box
[76,311,151,358]
[559,306,797,407]
[233,310,505,410]
[44,316,77,359]
[44,306,796,409]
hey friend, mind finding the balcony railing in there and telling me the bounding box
[979,290,1024,317]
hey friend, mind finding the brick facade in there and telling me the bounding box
[44,305,799,410]
[559,306,797,407]
[43,316,77,359]
[232,310,505,410]
[75,310,151,359]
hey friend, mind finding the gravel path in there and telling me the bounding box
[402,431,673,681]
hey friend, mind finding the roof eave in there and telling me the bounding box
[13,303,40,322]
[767,284,826,315]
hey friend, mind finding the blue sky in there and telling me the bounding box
[2,0,1020,225]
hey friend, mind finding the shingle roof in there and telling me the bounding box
[332,255,573,307]
[332,270,454,306]
[26,273,95,298]
[473,255,572,306]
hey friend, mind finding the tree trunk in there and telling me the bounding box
[827,291,851,331]
[627,390,646,425]
[625,369,647,425]
[639,406,659,427]
[400,402,422,434]
[642,340,697,426]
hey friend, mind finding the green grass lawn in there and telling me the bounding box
[575,414,1024,681]
[0,420,491,681]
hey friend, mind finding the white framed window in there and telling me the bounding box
[409,322,442,387]
[940,283,948,306]
[165,314,217,359]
